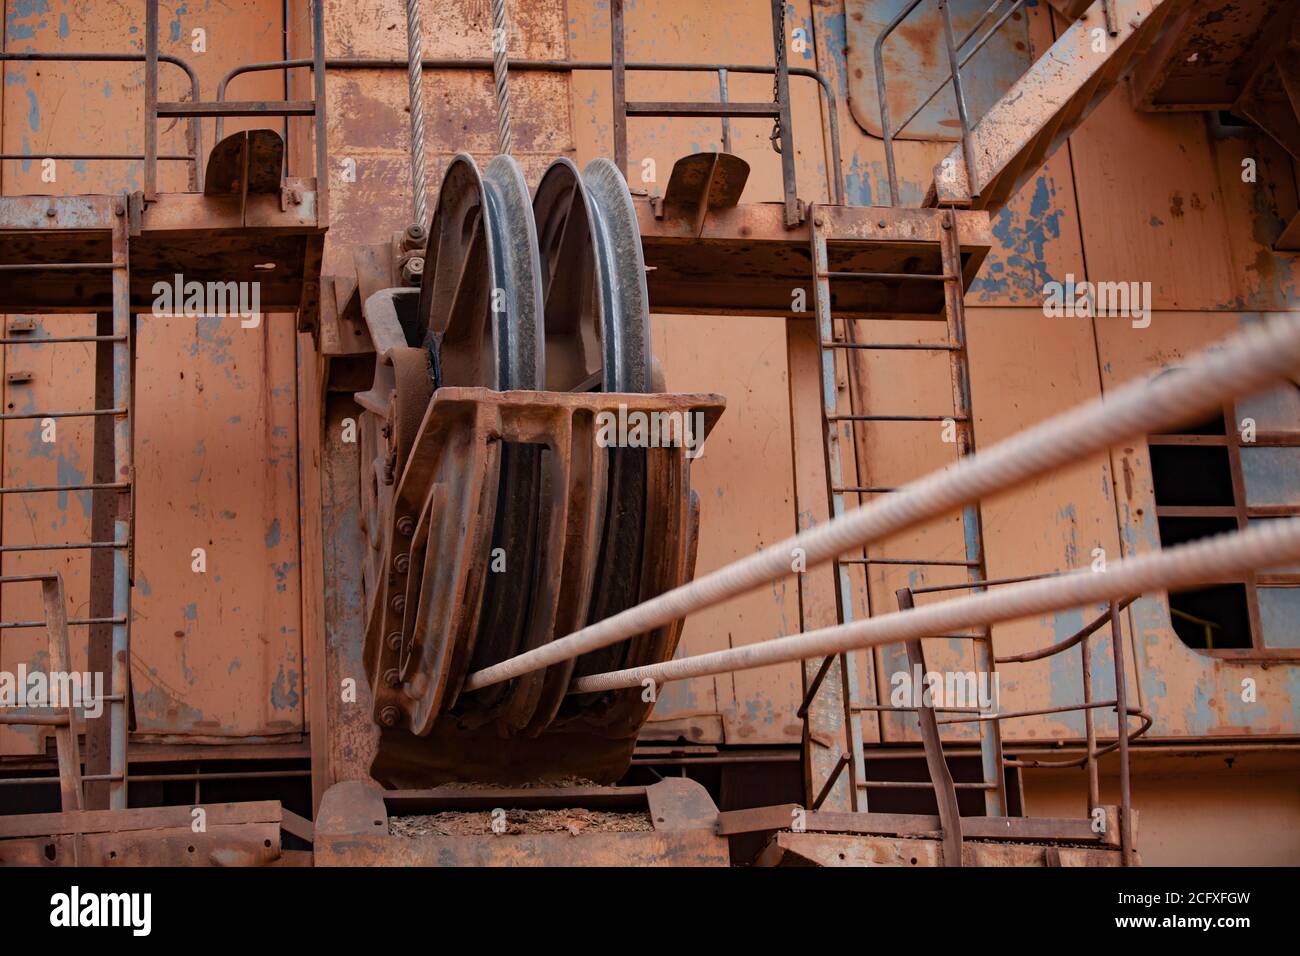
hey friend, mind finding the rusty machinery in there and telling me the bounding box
[353,153,723,787]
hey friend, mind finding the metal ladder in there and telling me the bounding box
[0,202,133,811]
[0,573,83,815]
[803,206,1006,860]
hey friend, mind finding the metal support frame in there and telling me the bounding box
[610,0,802,226]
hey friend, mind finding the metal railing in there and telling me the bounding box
[0,1,329,212]
[875,0,1030,206]
[0,50,204,190]
[143,0,327,217]
[886,580,1148,864]
[211,55,846,213]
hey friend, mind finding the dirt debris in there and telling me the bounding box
[390,807,654,838]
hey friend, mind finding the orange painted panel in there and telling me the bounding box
[1,1,301,751]
[649,313,802,745]
[967,306,1135,743]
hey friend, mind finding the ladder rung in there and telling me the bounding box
[820,271,957,282]
[0,335,127,345]
[838,557,981,567]
[828,414,967,423]
[831,485,896,494]
[0,481,129,495]
[821,341,959,351]
[0,262,116,272]
[0,408,126,421]
[0,615,127,630]
[0,541,128,553]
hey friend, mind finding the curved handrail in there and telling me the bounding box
[0,51,204,190]
[214,56,846,206]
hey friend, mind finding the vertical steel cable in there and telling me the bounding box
[491,0,514,155]
[405,0,429,227]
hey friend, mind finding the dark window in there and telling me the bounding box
[1149,381,1300,656]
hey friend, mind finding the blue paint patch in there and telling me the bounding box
[844,153,874,206]
[970,175,1065,301]
[821,10,848,91]
[169,2,188,43]
[26,88,41,132]
[272,561,294,593]
[182,602,198,621]
[271,666,300,710]
[58,12,68,37]
[265,518,281,549]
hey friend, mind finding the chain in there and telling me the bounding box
[771,2,786,153]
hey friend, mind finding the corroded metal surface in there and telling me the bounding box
[313,777,729,866]
[359,387,722,784]
[847,0,1032,140]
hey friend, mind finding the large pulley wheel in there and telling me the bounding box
[415,154,549,728]
[416,153,543,388]
[532,157,652,392]
[531,158,656,727]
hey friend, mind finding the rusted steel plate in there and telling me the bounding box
[0,800,285,867]
[360,387,723,785]
[1132,0,1295,111]
[0,825,283,867]
[755,831,1131,867]
[204,129,286,197]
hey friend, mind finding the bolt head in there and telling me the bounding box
[393,552,410,574]
[384,668,401,688]
[396,516,415,535]
[379,706,400,727]
[386,631,402,651]
[390,594,405,614]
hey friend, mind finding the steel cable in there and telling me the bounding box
[405,0,429,227]
[461,313,1300,692]
[568,517,1300,692]
[492,0,513,155]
